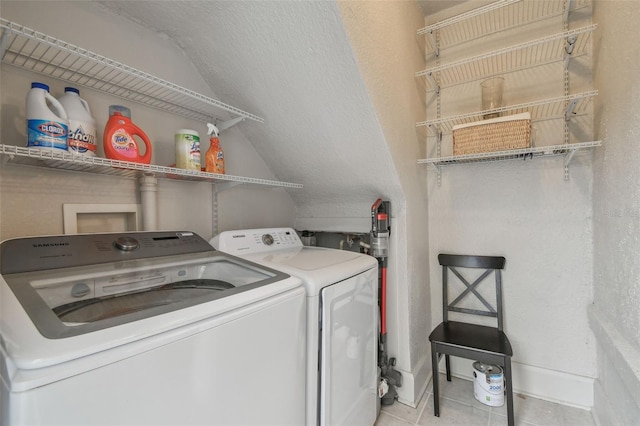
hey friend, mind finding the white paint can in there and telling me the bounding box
[472,362,504,407]
[175,129,201,170]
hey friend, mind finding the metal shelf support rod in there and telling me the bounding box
[426,72,440,95]
[564,0,574,23]
[565,98,579,121]
[564,34,577,67]
[563,149,576,181]
[0,28,10,59]
[428,31,439,58]
[429,163,442,186]
[212,185,219,237]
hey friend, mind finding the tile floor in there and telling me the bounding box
[375,375,595,426]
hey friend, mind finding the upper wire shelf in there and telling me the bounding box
[416,90,597,135]
[0,144,303,189]
[0,18,264,124]
[416,24,595,92]
[418,0,592,53]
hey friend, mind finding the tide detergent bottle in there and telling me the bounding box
[103,105,152,164]
[26,82,69,151]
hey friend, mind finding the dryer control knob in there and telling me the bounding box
[114,236,139,251]
[261,234,274,246]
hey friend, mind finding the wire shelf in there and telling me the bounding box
[0,144,303,189]
[416,90,597,135]
[418,140,601,167]
[416,25,595,91]
[0,18,264,124]
[419,0,592,53]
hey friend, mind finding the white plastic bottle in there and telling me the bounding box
[58,87,97,156]
[26,82,69,151]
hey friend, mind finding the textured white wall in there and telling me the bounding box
[0,1,294,240]
[591,0,640,423]
[424,2,597,406]
[337,0,432,405]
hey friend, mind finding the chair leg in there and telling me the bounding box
[504,356,514,426]
[430,343,440,417]
[445,354,451,382]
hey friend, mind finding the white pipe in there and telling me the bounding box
[139,174,158,231]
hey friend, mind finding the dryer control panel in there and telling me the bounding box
[211,228,303,255]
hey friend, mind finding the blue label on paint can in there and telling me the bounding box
[27,119,68,150]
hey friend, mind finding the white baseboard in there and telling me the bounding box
[441,357,594,408]
[395,352,431,408]
[395,369,417,408]
[588,306,640,424]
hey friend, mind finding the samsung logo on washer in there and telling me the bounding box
[32,242,69,248]
[232,234,246,238]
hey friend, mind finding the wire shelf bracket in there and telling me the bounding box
[216,117,246,133]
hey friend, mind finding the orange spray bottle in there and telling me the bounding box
[205,123,225,174]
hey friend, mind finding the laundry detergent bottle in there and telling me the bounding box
[26,82,69,151]
[103,106,152,164]
[205,123,225,174]
[58,87,97,156]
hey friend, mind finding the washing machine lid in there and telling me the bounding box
[0,231,300,369]
[212,228,377,295]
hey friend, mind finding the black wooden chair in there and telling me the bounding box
[429,254,514,426]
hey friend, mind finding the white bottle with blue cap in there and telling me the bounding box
[26,82,69,152]
[59,87,97,156]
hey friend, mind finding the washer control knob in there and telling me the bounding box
[71,282,91,298]
[261,234,274,246]
[114,236,139,251]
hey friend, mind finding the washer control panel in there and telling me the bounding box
[1,231,214,274]
[211,227,303,255]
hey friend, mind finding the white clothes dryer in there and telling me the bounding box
[211,228,378,426]
[0,231,306,426]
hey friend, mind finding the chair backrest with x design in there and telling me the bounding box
[439,254,506,331]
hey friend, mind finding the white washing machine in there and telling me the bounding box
[211,228,378,426]
[0,231,306,426]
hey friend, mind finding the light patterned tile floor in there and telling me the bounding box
[375,375,595,426]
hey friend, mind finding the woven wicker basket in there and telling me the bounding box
[453,113,531,156]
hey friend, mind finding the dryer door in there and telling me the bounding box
[319,266,378,425]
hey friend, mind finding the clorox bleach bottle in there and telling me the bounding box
[26,82,69,151]
[58,87,97,156]
[103,105,152,164]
